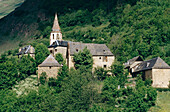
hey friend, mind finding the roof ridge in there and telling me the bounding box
[39,54,62,67]
[152,57,170,69]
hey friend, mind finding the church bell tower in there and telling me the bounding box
[50,13,62,45]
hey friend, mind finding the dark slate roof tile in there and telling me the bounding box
[17,45,35,55]
[124,56,143,68]
[69,42,114,56]
[134,57,170,72]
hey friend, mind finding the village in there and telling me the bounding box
[1,0,170,111]
[17,14,170,89]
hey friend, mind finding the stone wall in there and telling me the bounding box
[93,56,115,70]
[145,70,152,79]
[48,47,67,61]
[68,56,74,69]
[68,55,115,70]
[54,47,67,59]
[151,69,170,88]
[38,67,60,79]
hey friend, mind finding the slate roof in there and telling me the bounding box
[134,57,170,72]
[69,42,114,56]
[48,40,68,48]
[48,40,113,56]
[124,56,143,68]
[52,13,61,33]
[17,45,35,55]
[39,54,62,67]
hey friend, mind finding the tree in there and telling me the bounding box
[0,58,18,89]
[39,72,47,85]
[111,61,127,87]
[56,66,98,111]
[18,55,36,80]
[94,67,108,80]
[55,53,64,64]
[35,43,50,66]
[102,77,157,111]
[73,47,93,69]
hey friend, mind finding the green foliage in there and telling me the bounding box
[0,89,17,111]
[90,104,105,112]
[108,0,170,62]
[145,78,152,86]
[0,58,18,89]
[0,86,57,111]
[56,67,98,111]
[0,54,36,89]
[94,67,108,80]
[111,61,127,86]
[102,77,157,111]
[18,55,36,80]
[124,79,157,112]
[73,47,93,69]
[39,72,47,85]
[48,63,69,93]
[55,53,64,64]
[35,43,50,66]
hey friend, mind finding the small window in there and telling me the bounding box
[55,49,57,52]
[99,57,101,59]
[103,56,108,62]
[57,34,59,39]
[76,49,78,52]
[50,50,53,53]
[53,34,55,39]
[49,66,52,69]
[147,62,150,67]
[104,65,107,68]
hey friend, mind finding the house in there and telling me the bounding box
[125,56,170,88]
[38,54,62,79]
[48,13,115,70]
[17,45,35,58]
[124,56,143,76]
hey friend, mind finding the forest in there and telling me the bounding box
[0,0,169,111]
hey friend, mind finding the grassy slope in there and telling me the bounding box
[0,0,24,19]
[150,91,170,112]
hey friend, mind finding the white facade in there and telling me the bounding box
[50,32,62,45]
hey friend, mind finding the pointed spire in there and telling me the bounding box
[52,13,61,32]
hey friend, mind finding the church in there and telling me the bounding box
[48,13,115,70]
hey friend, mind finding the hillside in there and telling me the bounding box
[0,0,169,64]
[0,1,169,111]
[0,0,24,19]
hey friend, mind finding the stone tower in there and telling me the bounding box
[50,13,62,45]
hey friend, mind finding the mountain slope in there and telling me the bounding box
[0,0,169,64]
[0,0,137,53]
[0,0,24,19]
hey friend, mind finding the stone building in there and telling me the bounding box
[17,45,35,58]
[49,41,115,69]
[48,14,115,70]
[125,57,170,88]
[124,56,143,76]
[38,54,62,79]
